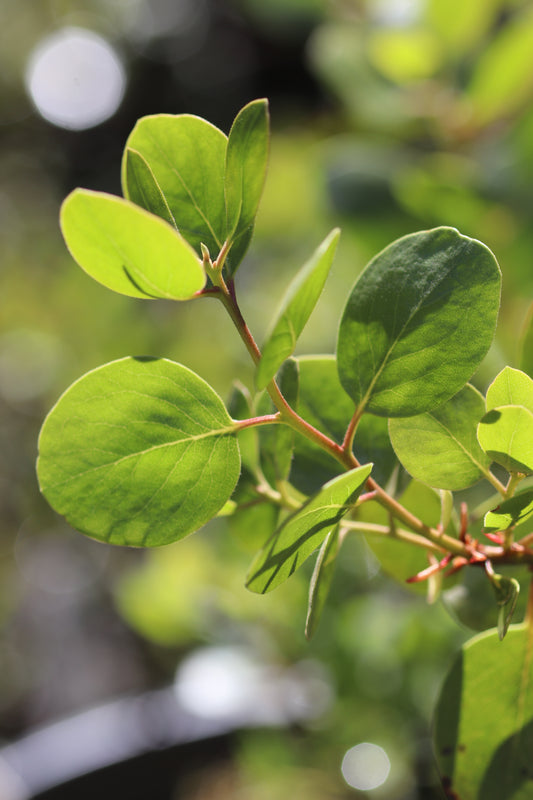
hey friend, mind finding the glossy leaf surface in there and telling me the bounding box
[256,229,340,390]
[123,148,176,228]
[246,464,372,593]
[37,358,240,547]
[225,98,269,246]
[337,227,501,417]
[305,526,341,640]
[434,623,533,799]
[389,384,491,490]
[122,114,227,257]
[60,190,205,300]
[477,405,533,474]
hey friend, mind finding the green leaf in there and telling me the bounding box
[227,382,260,474]
[290,356,396,495]
[337,227,501,417]
[60,189,205,300]
[490,574,520,640]
[467,7,533,125]
[486,366,533,413]
[484,488,533,533]
[305,526,342,640]
[256,229,340,390]
[246,463,372,593]
[477,405,533,474]
[228,470,280,553]
[389,384,491,490]
[123,148,177,228]
[225,98,269,249]
[37,357,241,547]
[434,623,533,798]
[122,114,227,258]
[518,302,533,378]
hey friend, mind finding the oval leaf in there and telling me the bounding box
[486,366,533,413]
[484,488,533,533]
[477,405,533,474]
[37,357,241,547]
[337,227,501,417]
[122,114,228,258]
[246,463,372,594]
[434,623,533,799]
[124,147,177,229]
[60,189,205,300]
[225,99,269,254]
[256,229,340,390]
[389,384,491,490]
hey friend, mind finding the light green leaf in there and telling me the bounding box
[290,356,396,495]
[123,147,177,228]
[389,384,491,490]
[305,526,342,640]
[37,357,241,547]
[434,623,533,798]
[256,229,340,390]
[122,113,227,257]
[467,7,533,125]
[337,227,501,417]
[486,366,533,413]
[225,98,269,250]
[484,489,533,533]
[477,405,533,474]
[60,189,205,300]
[246,463,372,593]
[518,302,533,378]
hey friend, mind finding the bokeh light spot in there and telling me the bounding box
[25,27,126,130]
[341,742,391,791]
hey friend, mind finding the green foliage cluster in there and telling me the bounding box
[37,100,533,799]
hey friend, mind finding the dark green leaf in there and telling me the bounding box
[434,623,533,799]
[305,526,342,639]
[256,229,340,390]
[37,357,241,547]
[337,227,501,417]
[484,488,533,532]
[60,189,205,300]
[477,405,533,474]
[290,356,396,495]
[123,148,176,228]
[389,384,491,490]
[122,113,227,257]
[246,463,372,593]
[225,98,269,251]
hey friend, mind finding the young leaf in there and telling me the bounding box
[122,114,228,258]
[484,488,533,533]
[256,229,340,390]
[124,148,177,229]
[225,99,269,252]
[388,384,491,490]
[290,356,396,495]
[60,189,205,300]
[246,463,372,594]
[477,405,533,474]
[485,366,533,412]
[434,623,533,798]
[337,227,501,417]
[305,526,342,640]
[37,357,241,547]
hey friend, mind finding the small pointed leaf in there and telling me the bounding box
[305,526,342,640]
[256,229,340,390]
[225,98,269,255]
[246,463,372,593]
[122,114,227,257]
[60,189,205,300]
[477,405,533,474]
[37,357,241,547]
[484,488,533,533]
[490,574,520,640]
[124,148,177,228]
[389,384,491,490]
[337,227,501,417]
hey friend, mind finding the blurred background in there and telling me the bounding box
[1,0,533,797]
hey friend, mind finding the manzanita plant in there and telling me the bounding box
[36,99,533,799]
